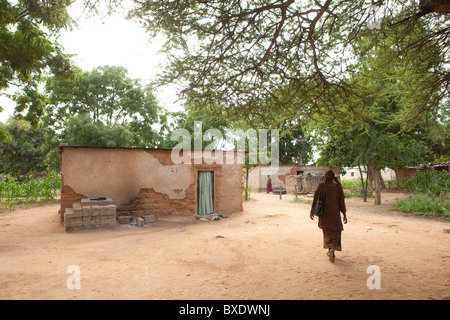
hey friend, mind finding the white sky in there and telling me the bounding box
[0,2,183,123]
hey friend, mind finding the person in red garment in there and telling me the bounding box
[310,170,347,262]
[266,175,273,194]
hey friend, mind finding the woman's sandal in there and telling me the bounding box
[327,249,335,263]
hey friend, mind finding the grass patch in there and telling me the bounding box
[294,197,313,204]
[393,194,450,219]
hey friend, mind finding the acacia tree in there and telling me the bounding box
[128,0,449,129]
[312,16,447,204]
[317,124,428,204]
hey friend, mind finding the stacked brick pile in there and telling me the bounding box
[64,198,116,231]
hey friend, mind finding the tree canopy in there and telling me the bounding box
[129,0,449,129]
[0,0,73,91]
[1,0,449,190]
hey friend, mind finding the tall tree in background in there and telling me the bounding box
[44,65,163,147]
[0,119,48,174]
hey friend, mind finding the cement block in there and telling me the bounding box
[91,210,100,217]
[82,219,96,228]
[100,213,115,220]
[82,210,93,217]
[65,211,83,219]
[137,217,144,227]
[100,220,116,228]
[117,215,132,224]
[100,206,116,216]
[73,206,83,214]
[91,205,100,216]
[81,199,96,206]
[143,215,157,224]
[99,205,110,211]
[96,199,113,206]
[65,217,82,224]
[82,206,92,214]
[65,220,83,228]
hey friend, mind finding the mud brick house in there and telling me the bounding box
[58,146,244,223]
[248,164,339,193]
[395,161,450,181]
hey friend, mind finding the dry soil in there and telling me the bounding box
[0,191,449,300]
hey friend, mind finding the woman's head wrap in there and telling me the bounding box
[325,170,335,182]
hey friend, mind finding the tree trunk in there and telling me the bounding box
[358,165,367,202]
[378,169,386,189]
[368,161,382,205]
[367,166,374,192]
[244,166,249,201]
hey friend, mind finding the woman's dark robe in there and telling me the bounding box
[311,181,347,250]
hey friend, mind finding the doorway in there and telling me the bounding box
[197,171,214,215]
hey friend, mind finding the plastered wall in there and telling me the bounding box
[60,147,243,221]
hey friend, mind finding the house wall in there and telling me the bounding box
[60,147,243,222]
[395,163,449,181]
[340,168,397,181]
[247,165,337,192]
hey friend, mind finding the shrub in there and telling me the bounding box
[393,195,450,219]
[242,185,251,200]
[400,168,450,198]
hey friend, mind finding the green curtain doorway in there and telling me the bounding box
[198,171,214,215]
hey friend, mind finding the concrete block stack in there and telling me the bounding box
[64,198,116,231]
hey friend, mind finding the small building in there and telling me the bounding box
[340,167,396,181]
[247,164,338,194]
[58,146,244,223]
[395,161,450,181]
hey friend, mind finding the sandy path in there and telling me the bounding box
[0,191,449,300]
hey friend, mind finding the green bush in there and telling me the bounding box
[400,168,450,198]
[242,185,251,200]
[393,195,450,219]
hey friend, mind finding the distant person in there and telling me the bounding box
[266,175,273,194]
[310,170,347,262]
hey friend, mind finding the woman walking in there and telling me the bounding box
[266,175,273,194]
[310,170,347,262]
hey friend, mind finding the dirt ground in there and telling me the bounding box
[0,190,449,300]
